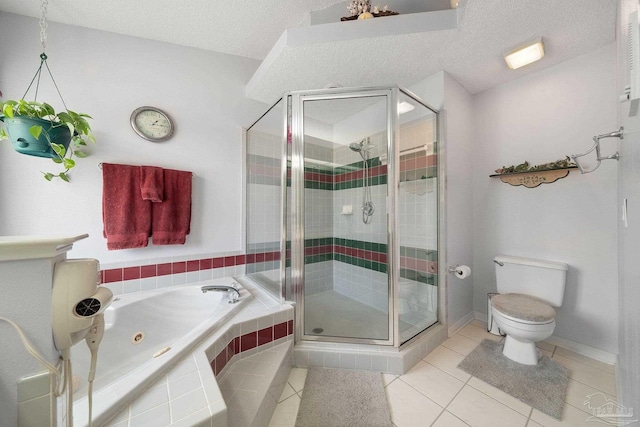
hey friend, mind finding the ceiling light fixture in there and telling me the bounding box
[398,101,415,114]
[503,37,545,70]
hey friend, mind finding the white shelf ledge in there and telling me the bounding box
[0,234,89,261]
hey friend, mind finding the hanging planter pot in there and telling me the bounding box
[0,115,71,158]
[0,100,95,181]
[0,0,97,182]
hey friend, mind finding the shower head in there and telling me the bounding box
[349,142,363,153]
[349,139,376,153]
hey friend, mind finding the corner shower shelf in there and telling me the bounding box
[489,167,578,188]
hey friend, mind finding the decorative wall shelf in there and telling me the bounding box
[489,167,578,188]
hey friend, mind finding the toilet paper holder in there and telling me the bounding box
[448,265,471,279]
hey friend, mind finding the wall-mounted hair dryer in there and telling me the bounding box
[52,259,113,353]
[51,258,113,427]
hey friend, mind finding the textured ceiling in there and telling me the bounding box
[0,0,345,60]
[246,0,619,102]
[0,0,619,103]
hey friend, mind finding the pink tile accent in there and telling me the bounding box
[256,253,265,263]
[104,269,123,283]
[213,257,224,268]
[428,262,438,274]
[288,320,294,335]
[140,265,156,278]
[224,256,235,266]
[246,254,256,264]
[258,327,272,346]
[416,259,428,273]
[235,255,246,265]
[264,252,275,262]
[123,266,140,281]
[416,155,427,169]
[187,260,199,272]
[427,154,437,166]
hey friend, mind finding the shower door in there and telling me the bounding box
[291,90,393,344]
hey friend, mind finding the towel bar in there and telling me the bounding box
[98,163,195,179]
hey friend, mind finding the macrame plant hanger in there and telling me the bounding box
[22,0,70,111]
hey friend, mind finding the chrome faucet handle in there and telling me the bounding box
[228,289,240,304]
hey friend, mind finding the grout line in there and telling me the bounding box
[525,406,534,425]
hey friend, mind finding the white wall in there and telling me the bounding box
[0,12,267,264]
[616,0,640,415]
[472,44,619,353]
[409,72,475,332]
[442,74,475,332]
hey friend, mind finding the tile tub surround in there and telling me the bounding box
[103,277,294,427]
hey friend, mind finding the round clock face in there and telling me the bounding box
[130,107,174,142]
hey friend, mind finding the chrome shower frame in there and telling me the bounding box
[280,86,440,348]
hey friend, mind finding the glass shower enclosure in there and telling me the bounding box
[246,86,439,347]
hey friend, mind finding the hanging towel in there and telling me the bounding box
[151,168,192,245]
[140,166,164,202]
[102,163,151,250]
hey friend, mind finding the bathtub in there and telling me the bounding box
[70,278,248,427]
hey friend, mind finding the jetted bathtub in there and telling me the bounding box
[70,278,247,426]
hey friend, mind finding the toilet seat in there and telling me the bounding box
[492,293,555,324]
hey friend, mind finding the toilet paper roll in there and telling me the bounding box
[455,265,471,279]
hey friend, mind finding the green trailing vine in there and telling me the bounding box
[0,99,95,182]
[495,157,576,175]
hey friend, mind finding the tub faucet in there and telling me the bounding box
[201,283,240,304]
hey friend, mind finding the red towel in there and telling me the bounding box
[102,163,151,250]
[140,166,164,202]
[151,168,192,245]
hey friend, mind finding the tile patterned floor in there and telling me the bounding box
[268,320,618,427]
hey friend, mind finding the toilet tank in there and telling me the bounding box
[494,255,568,307]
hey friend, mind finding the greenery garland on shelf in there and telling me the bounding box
[495,157,577,175]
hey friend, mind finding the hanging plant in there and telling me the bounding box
[0,99,94,181]
[0,0,96,182]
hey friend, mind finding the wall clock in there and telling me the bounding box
[130,106,174,142]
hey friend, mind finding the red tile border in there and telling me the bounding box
[104,268,122,283]
[210,321,293,378]
[140,265,156,278]
[157,263,172,276]
[172,261,186,274]
[240,331,257,352]
[187,260,199,272]
[123,266,140,281]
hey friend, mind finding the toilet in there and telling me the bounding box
[491,255,568,365]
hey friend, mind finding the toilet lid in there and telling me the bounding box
[492,293,556,323]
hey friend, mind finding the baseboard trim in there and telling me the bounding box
[544,335,617,365]
[448,311,475,337]
[472,312,617,365]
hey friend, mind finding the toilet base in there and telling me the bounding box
[502,335,540,365]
